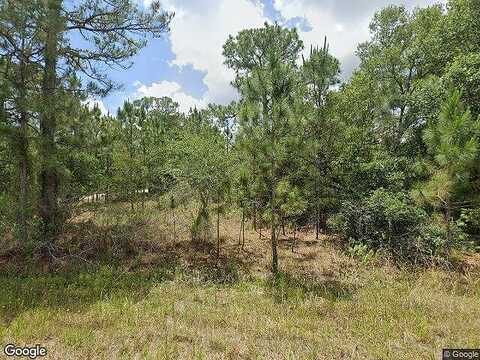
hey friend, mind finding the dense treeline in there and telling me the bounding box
[0,0,173,257]
[1,0,479,273]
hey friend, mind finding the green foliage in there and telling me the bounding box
[342,152,415,199]
[111,97,182,207]
[415,90,480,210]
[335,189,428,260]
[169,110,233,241]
[415,216,465,258]
[223,22,303,84]
[443,53,480,115]
[224,22,305,271]
[0,193,13,235]
[335,187,469,262]
[347,243,377,264]
[2,0,480,268]
[458,208,480,247]
[276,180,307,229]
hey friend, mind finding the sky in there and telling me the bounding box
[90,0,444,115]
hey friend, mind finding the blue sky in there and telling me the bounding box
[91,0,444,115]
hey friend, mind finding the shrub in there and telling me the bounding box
[0,193,10,235]
[337,189,425,249]
[347,243,377,264]
[411,214,468,263]
[334,189,463,262]
[457,208,480,249]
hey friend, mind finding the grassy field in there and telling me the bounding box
[1,204,479,359]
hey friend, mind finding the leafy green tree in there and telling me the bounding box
[115,101,148,210]
[356,4,444,155]
[140,97,182,196]
[276,180,306,251]
[415,90,480,242]
[208,102,238,150]
[224,22,303,273]
[56,102,117,209]
[443,53,480,116]
[301,38,341,238]
[429,0,480,74]
[0,0,44,243]
[36,0,173,250]
[170,111,233,256]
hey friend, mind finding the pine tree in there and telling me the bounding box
[301,37,341,238]
[0,0,43,244]
[223,23,303,273]
[35,0,173,250]
[416,90,480,241]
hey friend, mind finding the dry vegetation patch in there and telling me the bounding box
[1,205,479,359]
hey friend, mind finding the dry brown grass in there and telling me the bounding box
[1,202,479,359]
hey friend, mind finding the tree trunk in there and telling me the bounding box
[17,43,29,244]
[39,0,61,248]
[241,209,245,249]
[270,146,278,274]
[216,205,220,259]
[238,210,243,245]
[105,170,110,203]
[172,206,176,243]
[18,110,29,243]
[322,212,327,234]
[292,225,296,253]
[242,213,245,250]
[315,173,319,240]
[271,222,278,274]
[445,201,451,244]
[253,202,257,231]
[267,95,278,274]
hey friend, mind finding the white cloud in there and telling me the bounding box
[137,0,445,111]
[273,0,445,78]
[273,0,369,77]
[84,98,109,115]
[144,0,268,105]
[135,80,207,113]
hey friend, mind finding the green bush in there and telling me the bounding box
[0,193,14,237]
[458,208,480,249]
[458,208,480,233]
[347,243,377,264]
[334,189,461,262]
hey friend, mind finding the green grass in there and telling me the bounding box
[1,203,479,358]
[1,263,479,359]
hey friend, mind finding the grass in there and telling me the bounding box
[1,202,479,359]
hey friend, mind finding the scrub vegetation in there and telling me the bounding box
[1,0,480,358]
